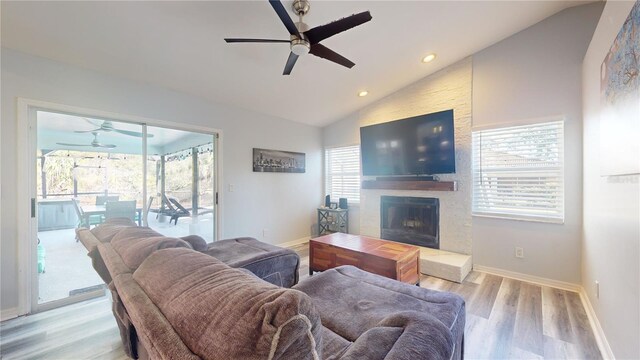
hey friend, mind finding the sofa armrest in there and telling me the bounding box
[76,228,100,252]
[77,228,113,284]
[98,243,133,280]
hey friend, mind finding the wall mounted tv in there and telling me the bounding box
[360,109,455,176]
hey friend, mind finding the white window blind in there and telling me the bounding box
[325,145,361,204]
[472,120,564,223]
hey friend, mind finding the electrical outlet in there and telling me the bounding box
[515,247,524,258]
[229,184,235,192]
[262,229,269,239]
[595,280,600,299]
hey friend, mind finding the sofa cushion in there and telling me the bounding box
[180,234,208,252]
[90,218,138,242]
[338,312,453,360]
[294,266,465,360]
[110,226,163,244]
[321,326,352,360]
[133,248,322,360]
[204,237,300,287]
[111,235,192,270]
[114,273,200,360]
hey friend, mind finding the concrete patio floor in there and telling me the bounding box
[37,213,215,304]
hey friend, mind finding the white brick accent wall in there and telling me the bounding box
[358,58,472,255]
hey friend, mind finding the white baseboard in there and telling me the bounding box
[473,265,581,292]
[279,236,310,248]
[1,307,19,322]
[578,287,615,359]
[472,264,614,359]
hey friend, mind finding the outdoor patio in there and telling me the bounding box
[37,205,215,304]
[35,111,216,305]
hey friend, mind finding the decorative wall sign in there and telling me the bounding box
[253,148,305,173]
[600,0,640,175]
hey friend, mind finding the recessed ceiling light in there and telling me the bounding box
[422,53,437,63]
[358,91,369,97]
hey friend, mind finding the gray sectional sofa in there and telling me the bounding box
[113,248,465,359]
[79,219,465,359]
[77,218,300,287]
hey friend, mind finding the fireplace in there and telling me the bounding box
[380,196,439,249]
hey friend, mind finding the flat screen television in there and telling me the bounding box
[360,109,455,176]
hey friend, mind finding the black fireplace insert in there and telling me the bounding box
[380,196,439,249]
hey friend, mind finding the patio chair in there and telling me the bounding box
[154,194,173,219]
[168,197,191,225]
[96,195,119,205]
[72,199,104,242]
[72,199,103,229]
[158,195,191,225]
[105,200,137,223]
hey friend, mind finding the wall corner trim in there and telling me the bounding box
[473,264,614,359]
[578,287,616,360]
[1,307,20,322]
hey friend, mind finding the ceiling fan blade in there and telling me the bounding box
[225,38,290,43]
[304,11,372,44]
[269,0,300,36]
[112,129,149,138]
[309,43,355,69]
[56,143,90,147]
[95,144,117,149]
[74,128,102,133]
[82,117,102,127]
[283,52,299,75]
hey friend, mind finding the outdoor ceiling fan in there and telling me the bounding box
[57,132,116,149]
[224,0,372,75]
[75,118,154,138]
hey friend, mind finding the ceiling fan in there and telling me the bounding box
[75,118,154,138]
[224,0,372,75]
[57,132,116,149]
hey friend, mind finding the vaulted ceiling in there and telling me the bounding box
[1,1,587,126]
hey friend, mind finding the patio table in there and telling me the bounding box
[82,205,143,226]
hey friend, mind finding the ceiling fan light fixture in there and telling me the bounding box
[292,0,311,16]
[291,38,310,56]
[225,0,372,75]
[422,53,437,63]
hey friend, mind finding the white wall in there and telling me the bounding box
[324,58,473,254]
[471,3,603,284]
[582,1,640,358]
[1,48,322,313]
[323,4,603,279]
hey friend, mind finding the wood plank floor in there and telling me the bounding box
[0,296,128,360]
[1,244,601,359]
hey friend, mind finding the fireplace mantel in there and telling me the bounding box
[361,180,457,191]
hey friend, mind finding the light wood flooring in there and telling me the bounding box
[1,244,601,359]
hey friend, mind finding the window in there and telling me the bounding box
[325,145,361,204]
[472,120,564,223]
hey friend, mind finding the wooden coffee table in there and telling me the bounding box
[309,233,421,285]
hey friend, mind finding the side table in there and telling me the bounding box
[317,207,348,235]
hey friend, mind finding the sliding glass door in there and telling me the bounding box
[34,110,217,311]
[36,111,144,309]
[145,126,216,242]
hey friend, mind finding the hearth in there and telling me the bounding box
[380,196,439,249]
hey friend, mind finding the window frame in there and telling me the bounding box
[472,118,565,224]
[324,144,361,205]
